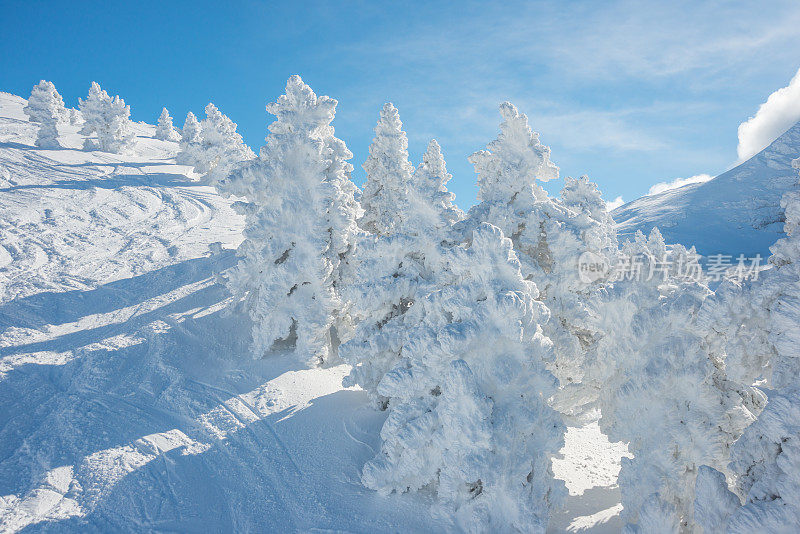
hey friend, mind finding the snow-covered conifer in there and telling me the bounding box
[78,82,135,153]
[463,103,616,417]
[340,140,461,405]
[406,139,463,236]
[176,111,202,166]
[23,80,66,148]
[68,108,81,125]
[195,103,254,185]
[470,102,558,205]
[218,76,359,365]
[695,390,800,533]
[591,229,756,531]
[154,107,179,141]
[694,160,800,532]
[359,223,565,532]
[358,103,414,236]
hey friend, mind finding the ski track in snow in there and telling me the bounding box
[0,92,627,532]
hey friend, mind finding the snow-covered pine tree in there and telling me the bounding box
[694,158,800,533]
[176,111,202,166]
[590,228,755,532]
[154,107,179,141]
[360,223,565,532]
[195,103,254,185]
[559,175,618,253]
[23,80,66,149]
[68,108,81,125]
[218,75,359,366]
[78,82,135,153]
[358,103,414,236]
[406,139,463,237]
[340,138,462,406]
[462,102,616,418]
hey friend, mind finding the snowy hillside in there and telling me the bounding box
[613,121,800,258]
[0,91,628,532]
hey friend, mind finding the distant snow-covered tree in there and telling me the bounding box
[407,139,464,236]
[360,223,565,532]
[78,82,135,153]
[194,103,254,185]
[462,102,616,418]
[358,103,414,236]
[176,111,202,166]
[68,108,81,125]
[217,75,359,365]
[154,107,179,141]
[340,139,461,406]
[23,80,66,149]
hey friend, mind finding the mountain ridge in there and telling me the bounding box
[613,121,800,258]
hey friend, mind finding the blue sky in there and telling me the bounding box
[2,0,800,208]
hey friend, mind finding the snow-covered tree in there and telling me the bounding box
[194,103,254,185]
[358,103,414,236]
[461,102,616,418]
[217,75,359,366]
[176,111,202,166]
[406,139,463,237]
[589,229,757,532]
[68,108,81,125]
[154,107,179,141]
[340,139,461,406]
[694,158,800,533]
[695,390,800,534]
[360,223,565,532]
[78,82,135,153]
[23,80,66,149]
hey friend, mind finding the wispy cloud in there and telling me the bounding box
[533,108,670,153]
[546,1,800,82]
[647,174,713,196]
[317,1,800,205]
[737,66,800,162]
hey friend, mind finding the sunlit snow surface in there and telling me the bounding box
[0,92,626,532]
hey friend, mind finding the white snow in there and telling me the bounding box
[0,89,634,532]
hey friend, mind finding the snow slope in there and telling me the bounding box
[0,91,626,532]
[613,121,800,258]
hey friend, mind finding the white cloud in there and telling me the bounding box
[535,109,668,152]
[647,174,713,196]
[606,196,625,211]
[737,66,800,162]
